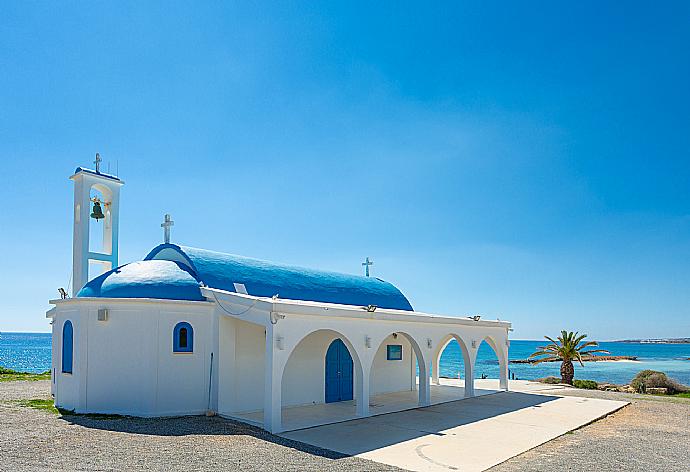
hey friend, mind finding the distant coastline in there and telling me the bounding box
[613,338,690,344]
[510,355,638,364]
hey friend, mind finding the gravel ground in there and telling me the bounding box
[0,380,401,472]
[2,381,688,472]
[490,388,690,472]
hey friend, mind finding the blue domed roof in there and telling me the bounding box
[77,260,205,301]
[78,244,413,311]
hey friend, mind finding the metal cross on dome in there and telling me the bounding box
[362,257,373,277]
[161,214,174,244]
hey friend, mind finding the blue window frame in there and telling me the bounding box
[62,320,73,373]
[387,344,402,361]
[173,322,193,353]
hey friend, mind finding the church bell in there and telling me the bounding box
[90,201,105,221]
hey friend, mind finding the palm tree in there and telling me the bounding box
[529,331,609,385]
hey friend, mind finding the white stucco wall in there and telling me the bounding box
[52,309,81,412]
[370,334,414,395]
[51,299,214,416]
[230,319,265,413]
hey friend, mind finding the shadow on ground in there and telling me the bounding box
[60,390,559,459]
[282,391,560,454]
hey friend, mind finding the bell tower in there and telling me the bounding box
[70,154,124,296]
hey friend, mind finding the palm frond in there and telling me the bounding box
[573,351,584,367]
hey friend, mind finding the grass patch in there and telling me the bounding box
[13,398,123,418]
[16,398,59,414]
[671,392,690,399]
[0,367,51,382]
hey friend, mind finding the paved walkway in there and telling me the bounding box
[235,378,500,432]
[282,380,628,472]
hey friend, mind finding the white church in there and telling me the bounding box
[48,158,512,433]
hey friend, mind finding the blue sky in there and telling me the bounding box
[1,2,688,339]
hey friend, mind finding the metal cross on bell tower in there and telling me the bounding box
[94,152,102,173]
[362,257,373,277]
[161,214,174,244]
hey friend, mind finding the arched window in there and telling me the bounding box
[62,320,73,373]
[173,322,193,353]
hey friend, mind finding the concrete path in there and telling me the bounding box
[282,381,628,472]
[236,378,499,432]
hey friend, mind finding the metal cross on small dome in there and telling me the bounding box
[161,214,174,244]
[362,257,373,277]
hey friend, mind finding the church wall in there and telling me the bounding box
[232,319,265,413]
[217,315,236,415]
[50,300,214,416]
[156,307,212,415]
[85,306,159,415]
[53,309,82,412]
[370,334,414,395]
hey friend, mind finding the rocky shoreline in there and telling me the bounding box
[510,355,638,364]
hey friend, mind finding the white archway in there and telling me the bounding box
[432,334,474,397]
[369,332,430,406]
[277,328,366,423]
[475,336,509,390]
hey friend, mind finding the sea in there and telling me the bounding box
[1,332,689,385]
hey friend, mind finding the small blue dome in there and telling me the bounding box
[77,260,205,301]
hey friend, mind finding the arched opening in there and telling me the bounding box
[278,329,364,430]
[431,334,473,400]
[88,185,106,254]
[369,332,429,409]
[87,183,114,281]
[62,320,73,374]
[475,336,507,391]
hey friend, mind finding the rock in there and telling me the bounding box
[646,387,668,395]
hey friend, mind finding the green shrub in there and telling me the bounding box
[573,379,598,390]
[538,376,561,384]
[630,370,689,394]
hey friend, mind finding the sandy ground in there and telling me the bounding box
[489,388,690,472]
[0,380,401,472]
[1,380,688,471]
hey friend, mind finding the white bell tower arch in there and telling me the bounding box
[70,154,124,295]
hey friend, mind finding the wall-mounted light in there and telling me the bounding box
[392,333,398,339]
[471,340,477,349]
[469,315,481,321]
[365,305,377,313]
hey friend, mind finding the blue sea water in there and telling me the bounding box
[442,339,690,385]
[0,332,52,373]
[1,333,689,385]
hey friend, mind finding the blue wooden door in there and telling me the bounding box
[325,339,354,403]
